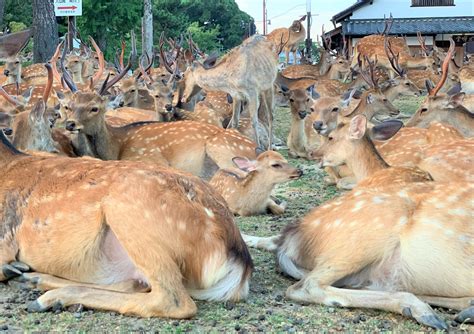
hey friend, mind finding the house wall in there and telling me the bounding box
[351,0,473,19]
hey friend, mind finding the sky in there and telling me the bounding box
[235,0,356,40]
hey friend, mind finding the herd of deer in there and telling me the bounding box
[0,16,473,329]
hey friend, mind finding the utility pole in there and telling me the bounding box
[305,0,312,62]
[263,0,267,35]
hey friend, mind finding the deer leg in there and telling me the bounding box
[241,234,279,251]
[265,88,274,150]
[11,272,150,293]
[248,93,260,148]
[454,306,474,324]
[418,295,473,311]
[229,99,242,129]
[0,234,25,281]
[27,278,196,319]
[285,49,290,66]
[267,198,286,215]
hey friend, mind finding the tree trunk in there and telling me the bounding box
[142,0,153,56]
[0,0,5,30]
[32,0,58,63]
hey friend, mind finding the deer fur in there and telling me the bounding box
[266,16,306,66]
[0,130,252,318]
[210,151,302,216]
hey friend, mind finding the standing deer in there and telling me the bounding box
[0,129,252,318]
[181,35,278,149]
[210,151,302,216]
[266,16,307,66]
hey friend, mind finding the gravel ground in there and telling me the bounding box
[1,100,472,333]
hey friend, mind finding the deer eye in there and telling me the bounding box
[310,107,315,112]
[130,89,136,93]
[90,107,99,113]
[64,106,69,110]
[155,95,160,98]
[271,163,282,169]
[332,107,339,112]
[420,107,428,113]
[289,98,294,103]
[328,136,334,141]
[171,94,175,99]
[306,98,310,102]
[15,61,20,64]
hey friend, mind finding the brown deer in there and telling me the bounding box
[310,115,432,189]
[281,85,316,158]
[181,35,278,149]
[459,63,474,94]
[406,39,474,137]
[242,178,472,329]
[0,129,252,318]
[2,56,23,85]
[266,16,306,65]
[210,151,302,216]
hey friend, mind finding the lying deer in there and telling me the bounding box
[210,151,302,216]
[0,130,252,318]
[242,179,472,329]
[310,115,432,189]
[406,39,474,137]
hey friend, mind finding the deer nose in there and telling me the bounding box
[298,111,307,119]
[165,104,173,112]
[390,110,400,116]
[65,121,76,131]
[3,69,9,76]
[118,101,124,107]
[297,169,303,177]
[313,121,323,130]
[2,128,12,136]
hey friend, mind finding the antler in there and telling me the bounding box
[138,53,153,84]
[90,36,105,88]
[49,40,64,84]
[417,32,429,57]
[42,63,53,103]
[430,38,455,97]
[99,56,132,96]
[358,54,379,89]
[384,38,406,77]
[381,14,393,36]
[119,39,126,70]
[159,32,175,75]
[60,39,78,93]
[0,85,20,106]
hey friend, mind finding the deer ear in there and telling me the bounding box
[22,86,34,102]
[366,93,375,104]
[226,94,233,104]
[348,115,367,140]
[232,157,257,172]
[55,90,65,100]
[447,92,465,108]
[370,119,403,141]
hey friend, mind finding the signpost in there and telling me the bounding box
[54,0,82,51]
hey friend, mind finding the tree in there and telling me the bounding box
[0,0,5,30]
[186,22,221,53]
[142,0,153,56]
[32,0,58,63]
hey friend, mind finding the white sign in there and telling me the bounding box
[54,0,82,17]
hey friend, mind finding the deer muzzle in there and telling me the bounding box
[3,69,9,76]
[2,127,12,136]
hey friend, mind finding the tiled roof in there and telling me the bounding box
[342,17,474,35]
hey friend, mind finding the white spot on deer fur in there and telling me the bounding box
[434,202,445,209]
[447,194,458,202]
[204,208,215,218]
[353,190,363,196]
[349,221,357,227]
[397,190,409,199]
[351,201,365,212]
[312,219,321,227]
[372,196,384,204]
[448,208,468,216]
[333,219,342,227]
[398,216,408,226]
[444,229,455,236]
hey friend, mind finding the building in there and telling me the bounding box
[325,0,474,61]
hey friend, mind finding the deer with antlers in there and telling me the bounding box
[181,35,278,149]
[266,16,307,66]
[407,39,473,137]
[0,127,253,317]
[210,151,302,216]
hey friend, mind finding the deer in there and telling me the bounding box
[210,151,302,216]
[459,63,474,94]
[0,128,253,318]
[62,58,258,179]
[2,56,23,85]
[281,85,317,159]
[180,35,278,149]
[406,39,474,137]
[310,115,433,189]
[242,177,473,329]
[266,16,306,66]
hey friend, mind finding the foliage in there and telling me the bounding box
[3,0,255,61]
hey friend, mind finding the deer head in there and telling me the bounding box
[3,56,24,84]
[289,15,307,33]
[311,96,343,136]
[232,151,302,184]
[280,85,315,120]
[64,53,84,83]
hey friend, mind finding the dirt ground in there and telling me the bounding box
[1,97,472,332]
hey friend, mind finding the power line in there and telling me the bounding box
[268,3,307,21]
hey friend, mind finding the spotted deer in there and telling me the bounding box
[281,85,316,159]
[242,178,473,329]
[266,16,306,66]
[210,151,302,216]
[0,128,252,318]
[406,39,474,137]
[181,35,278,149]
[310,115,433,189]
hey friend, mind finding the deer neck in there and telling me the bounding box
[289,114,307,147]
[71,70,84,85]
[84,117,121,160]
[0,131,25,165]
[241,171,276,198]
[406,57,430,70]
[444,108,474,137]
[346,137,389,181]
[5,72,21,85]
[382,85,399,102]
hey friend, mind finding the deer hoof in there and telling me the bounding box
[10,261,30,272]
[419,314,448,330]
[2,264,22,279]
[454,306,474,324]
